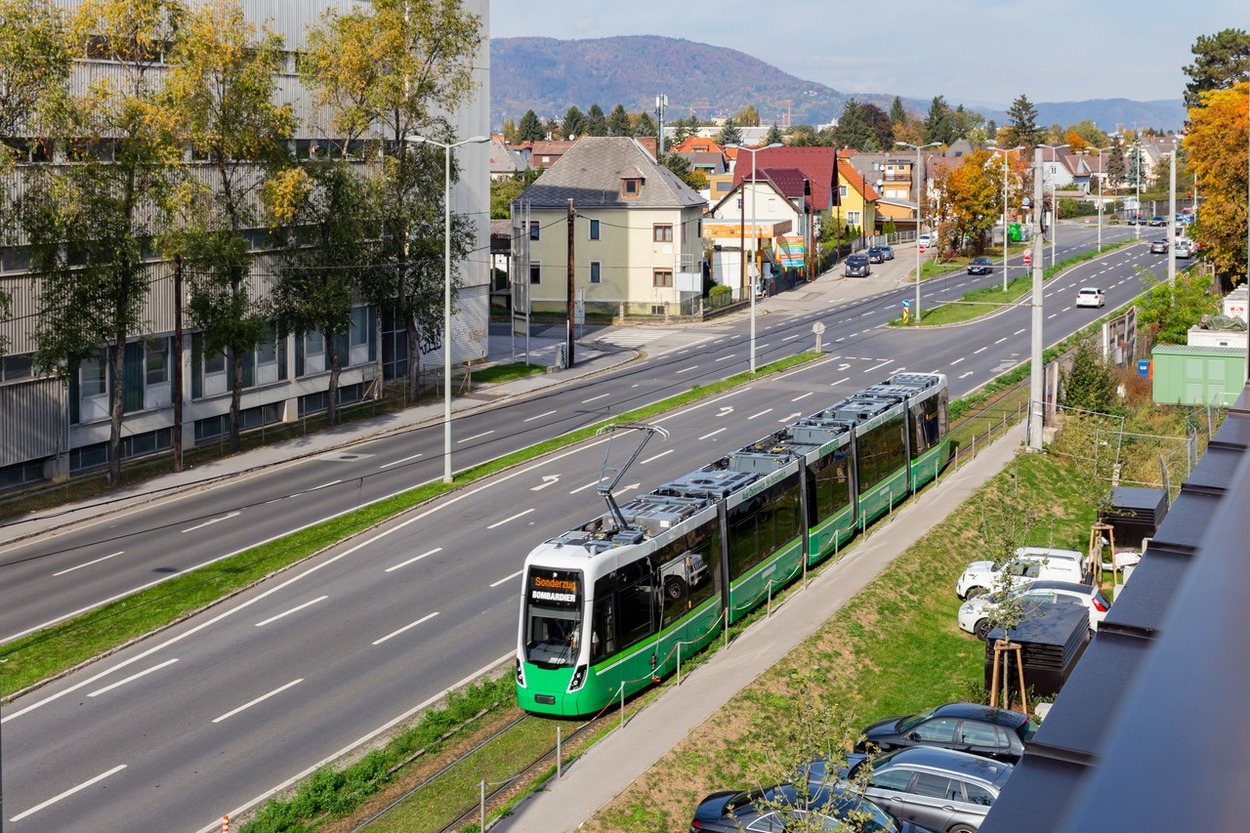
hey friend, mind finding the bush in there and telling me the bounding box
[709,284,733,301]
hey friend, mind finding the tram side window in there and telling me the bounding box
[910,394,944,457]
[856,413,906,495]
[727,476,801,580]
[613,560,660,652]
[592,578,616,662]
[811,448,852,523]
[650,523,719,626]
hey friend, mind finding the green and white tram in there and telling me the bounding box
[516,372,950,716]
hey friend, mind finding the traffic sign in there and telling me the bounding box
[901,299,910,308]
[1023,250,1032,266]
[918,243,926,254]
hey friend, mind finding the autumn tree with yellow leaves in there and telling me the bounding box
[1185,81,1249,291]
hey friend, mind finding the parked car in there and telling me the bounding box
[955,547,1087,600]
[918,232,936,250]
[958,580,1111,640]
[1075,287,1104,308]
[1149,238,1168,254]
[690,782,937,833]
[845,253,871,277]
[1148,215,1168,227]
[809,747,1013,833]
[1175,238,1195,258]
[880,244,895,260]
[856,703,1038,764]
[868,246,886,264]
[966,257,993,275]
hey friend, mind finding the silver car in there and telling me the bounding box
[846,746,1012,833]
[958,579,1110,640]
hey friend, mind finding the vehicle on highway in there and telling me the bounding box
[955,547,1087,600]
[856,703,1038,764]
[881,244,896,260]
[966,257,993,275]
[868,246,887,264]
[845,253,872,277]
[918,232,936,249]
[690,782,938,832]
[517,373,952,716]
[1075,287,1104,308]
[1148,215,1168,227]
[1149,238,1168,254]
[958,580,1111,640]
[1175,238,1195,258]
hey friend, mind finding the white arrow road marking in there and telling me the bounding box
[717,406,735,417]
[959,371,975,379]
[531,475,561,492]
[778,412,803,423]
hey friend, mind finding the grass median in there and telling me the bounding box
[0,353,818,699]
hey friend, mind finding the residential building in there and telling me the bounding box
[0,0,491,488]
[833,159,881,237]
[489,137,530,181]
[527,139,578,170]
[705,168,812,295]
[518,137,706,317]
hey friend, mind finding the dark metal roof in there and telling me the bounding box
[519,136,705,210]
[980,382,1250,833]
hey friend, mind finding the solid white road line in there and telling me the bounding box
[490,570,523,588]
[212,679,303,724]
[569,480,600,495]
[715,353,736,362]
[865,359,895,373]
[255,596,328,627]
[640,449,674,465]
[384,547,443,573]
[791,391,815,402]
[456,430,494,444]
[522,410,558,423]
[181,511,241,534]
[87,658,179,698]
[10,764,128,821]
[372,611,439,646]
[487,508,535,529]
[581,393,610,403]
[675,365,699,374]
[305,480,342,493]
[1014,328,1026,335]
[379,453,423,469]
[698,428,727,440]
[830,377,850,386]
[747,408,774,419]
[52,551,123,577]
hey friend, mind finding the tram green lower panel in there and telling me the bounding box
[728,539,804,625]
[808,507,856,566]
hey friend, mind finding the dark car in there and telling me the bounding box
[1149,238,1168,253]
[690,782,937,833]
[880,244,895,260]
[855,702,1038,764]
[845,253,871,277]
[966,257,993,275]
[1148,215,1168,227]
[867,246,886,264]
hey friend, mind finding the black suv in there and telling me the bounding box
[867,246,886,263]
[845,253,871,277]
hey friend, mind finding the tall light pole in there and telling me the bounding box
[987,144,1022,291]
[1082,145,1113,253]
[1131,140,1143,240]
[1042,143,1068,267]
[737,142,782,372]
[409,132,489,484]
[897,140,940,324]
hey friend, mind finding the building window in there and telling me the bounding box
[1,353,33,382]
[839,185,848,198]
[653,269,674,288]
[81,357,106,397]
[530,261,541,284]
[590,261,601,283]
[653,224,673,243]
[145,342,168,386]
[529,221,540,241]
[589,219,600,240]
[848,211,862,226]
[622,179,640,198]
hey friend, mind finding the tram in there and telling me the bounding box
[515,372,950,716]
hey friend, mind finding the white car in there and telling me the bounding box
[918,232,936,250]
[1075,287,1104,308]
[958,579,1111,639]
[1174,238,1195,259]
[955,546,1087,600]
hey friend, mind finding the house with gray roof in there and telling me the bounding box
[518,137,707,316]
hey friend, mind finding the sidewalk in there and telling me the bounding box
[496,421,1027,833]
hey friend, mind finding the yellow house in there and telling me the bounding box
[518,137,707,317]
[833,158,880,236]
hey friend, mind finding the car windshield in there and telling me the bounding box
[896,706,939,734]
[1019,716,1040,742]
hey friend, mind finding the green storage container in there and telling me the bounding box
[1151,345,1247,406]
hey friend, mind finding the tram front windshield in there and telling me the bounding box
[524,568,583,667]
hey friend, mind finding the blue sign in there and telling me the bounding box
[901,299,910,308]
[1137,359,1151,378]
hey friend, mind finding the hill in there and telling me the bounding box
[491,35,1185,133]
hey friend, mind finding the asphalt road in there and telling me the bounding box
[1,225,1177,832]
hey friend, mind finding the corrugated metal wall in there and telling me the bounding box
[0,379,65,467]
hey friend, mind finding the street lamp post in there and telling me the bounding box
[1131,140,1143,240]
[987,144,1022,291]
[408,132,489,484]
[736,142,782,372]
[1043,143,1069,267]
[1083,146,1113,254]
[896,141,940,324]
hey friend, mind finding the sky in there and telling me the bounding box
[490,1,1242,108]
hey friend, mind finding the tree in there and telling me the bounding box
[1001,94,1041,149]
[889,96,907,126]
[1183,28,1250,108]
[516,108,544,142]
[787,124,822,147]
[1105,136,1125,190]
[632,111,656,139]
[585,103,606,137]
[671,114,699,144]
[660,152,706,191]
[951,104,985,141]
[831,99,877,151]
[1067,119,1108,150]
[19,0,183,485]
[301,0,482,400]
[860,103,893,151]
[1060,339,1118,415]
[267,161,378,428]
[764,122,784,146]
[716,118,743,146]
[606,103,631,137]
[1134,268,1221,343]
[929,150,1000,254]
[922,95,956,146]
[162,0,295,454]
[500,116,516,144]
[732,104,760,127]
[489,167,539,219]
[560,105,587,139]
[1185,81,1250,289]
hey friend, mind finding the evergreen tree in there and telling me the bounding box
[832,99,877,150]
[764,122,784,146]
[633,111,656,138]
[561,105,588,139]
[606,103,631,136]
[516,109,545,142]
[1060,339,1118,415]
[1106,136,1126,189]
[1002,94,1042,148]
[861,103,894,151]
[922,95,956,145]
[717,118,743,146]
[889,96,907,125]
[1182,28,1250,108]
[586,103,607,136]
[660,153,706,190]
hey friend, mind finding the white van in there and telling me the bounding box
[955,547,1087,600]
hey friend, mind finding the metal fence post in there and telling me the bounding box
[677,641,682,685]
[480,780,485,833]
[557,726,562,779]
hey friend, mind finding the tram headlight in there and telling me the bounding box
[568,664,587,692]
[515,658,526,688]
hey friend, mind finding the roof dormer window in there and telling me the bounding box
[620,165,645,198]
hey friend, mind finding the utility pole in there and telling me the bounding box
[566,198,576,368]
[1029,147,1045,451]
[656,94,668,156]
[172,254,183,473]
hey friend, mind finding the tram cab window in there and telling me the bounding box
[525,607,582,667]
